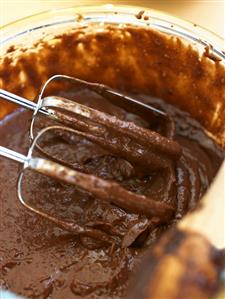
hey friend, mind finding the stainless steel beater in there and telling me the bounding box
[0,75,176,141]
[0,75,180,243]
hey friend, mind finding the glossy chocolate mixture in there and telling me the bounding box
[0,88,224,299]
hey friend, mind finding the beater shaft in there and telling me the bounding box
[0,145,27,164]
[0,89,48,115]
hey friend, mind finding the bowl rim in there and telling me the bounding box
[0,3,224,40]
[0,4,225,60]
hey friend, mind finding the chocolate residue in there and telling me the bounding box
[135,10,145,20]
[6,45,16,54]
[128,229,225,299]
[203,45,222,62]
[76,14,84,22]
[1,25,224,147]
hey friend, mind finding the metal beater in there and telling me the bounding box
[0,75,180,243]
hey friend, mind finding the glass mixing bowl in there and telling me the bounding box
[0,4,224,299]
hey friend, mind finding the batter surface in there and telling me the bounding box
[0,89,224,299]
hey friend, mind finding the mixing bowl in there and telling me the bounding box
[0,4,224,299]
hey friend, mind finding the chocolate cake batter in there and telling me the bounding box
[0,87,224,299]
